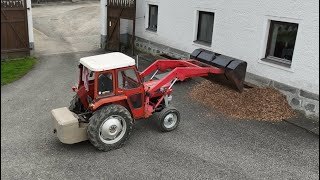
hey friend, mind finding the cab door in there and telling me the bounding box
[116,66,145,119]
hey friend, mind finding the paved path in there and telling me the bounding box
[32,1,100,55]
[1,51,319,179]
[1,2,319,180]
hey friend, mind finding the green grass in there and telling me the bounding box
[1,57,37,86]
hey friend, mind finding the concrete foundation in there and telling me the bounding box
[29,42,34,50]
[134,36,190,59]
[100,35,107,49]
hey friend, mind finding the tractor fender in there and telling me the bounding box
[92,95,128,111]
[92,95,134,120]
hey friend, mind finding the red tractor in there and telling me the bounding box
[51,49,247,151]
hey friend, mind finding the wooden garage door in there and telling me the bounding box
[107,17,120,52]
[1,0,30,58]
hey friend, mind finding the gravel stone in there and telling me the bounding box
[190,80,296,121]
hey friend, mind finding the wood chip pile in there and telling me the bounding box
[190,80,296,121]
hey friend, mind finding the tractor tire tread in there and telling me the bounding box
[69,94,83,114]
[87,104,133,152]
[158,106,180,132]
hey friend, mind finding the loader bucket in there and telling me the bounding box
[190,49,247,92]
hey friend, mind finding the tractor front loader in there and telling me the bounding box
[51,49,247,151]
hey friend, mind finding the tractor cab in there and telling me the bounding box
[71,53,145,119]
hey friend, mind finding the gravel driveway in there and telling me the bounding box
[32,1,100,55]
[1,2,319,180]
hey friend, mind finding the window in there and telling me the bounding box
[265,21,298,66]
[82,69,95,82]
[148,5,158,31]
[196,11,215,45]
[118,69,140,90]
[98,72,113,96]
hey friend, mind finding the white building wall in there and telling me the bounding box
[134,0,319,95]
[26,0,34,49]
[100,0,108,48]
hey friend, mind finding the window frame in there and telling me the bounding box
[147,4,158,32]
[264,20,299,67]
[95,70,115,98]
[117,67,142,91]
[195,11,215,46]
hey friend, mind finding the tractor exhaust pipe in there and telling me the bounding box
[190,49,247,92]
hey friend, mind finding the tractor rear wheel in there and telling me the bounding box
[87,104,133,151]
[69,95,83,114]
[158,107,180,132]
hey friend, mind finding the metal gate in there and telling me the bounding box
[107,0,136,55]
[1,0,30,58]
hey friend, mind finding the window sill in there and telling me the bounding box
[259,58,294,73]
[263,56,292,66]
[192,41,212,51]
[146,28,158,34]
[193,40,212,47]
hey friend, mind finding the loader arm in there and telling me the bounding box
[140,60,224,96]
[140,60,219,79]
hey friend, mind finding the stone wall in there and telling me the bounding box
[246,73,319,120]
[134,36,189,60]
[134,36,319,120]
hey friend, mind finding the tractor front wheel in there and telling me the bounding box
[87,104,133,151]
[158,107,180,132]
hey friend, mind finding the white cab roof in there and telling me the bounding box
[80,52,136,71]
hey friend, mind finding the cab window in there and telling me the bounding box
[118,69,140,90]
[82,69,95,82]
[98,72,113,96]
